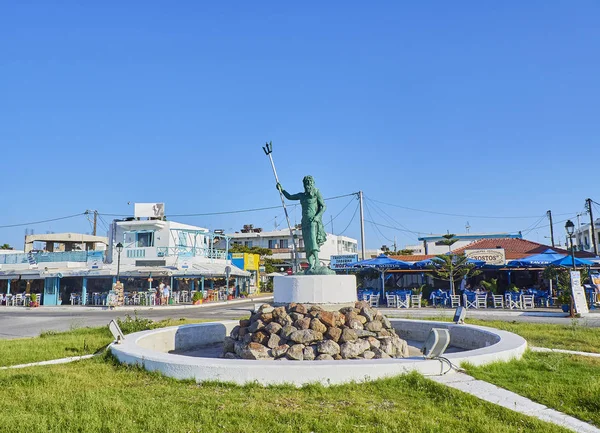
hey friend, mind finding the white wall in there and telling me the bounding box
[109,220,211,266]
[225,229,358,265]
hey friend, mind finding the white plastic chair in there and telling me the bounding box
[14,294,24,307]
[476,294,487,309]
[450,295,461,308]
[396,294,410,309]
[368,294,380,308]
[492,294,504,309]
[385,294,397,308]
[410,294,422,308]
[521,294,535,309]
[181,290,189,303]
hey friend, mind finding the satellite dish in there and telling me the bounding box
[421,328,450,359]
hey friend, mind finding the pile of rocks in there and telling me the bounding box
[222,301,409,361]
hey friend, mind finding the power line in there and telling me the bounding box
[98,192,358,218]
[365,197,422,240]
[367,197,576,220]
[364,201,394,245]
[0,213,85,229]
[338,202,360,236]
[363,220,423,234]
[324,196,357,231]
[520,214,547,236]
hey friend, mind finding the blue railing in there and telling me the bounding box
[0,251,105,265]
[156,247,227,260]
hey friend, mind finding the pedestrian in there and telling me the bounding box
[158,281,165,305]
[163,283,171,305]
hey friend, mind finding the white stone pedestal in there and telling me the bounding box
[273,275,357,309]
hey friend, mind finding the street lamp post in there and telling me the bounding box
[116,242,123,283]
[565,220,576,317]
[565,220,576,271]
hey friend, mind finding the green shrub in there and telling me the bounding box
[507,283,519,293]
[192,292,204,302]
[480,278,498,294]
[557,290,571,305]
[116,312,153,334]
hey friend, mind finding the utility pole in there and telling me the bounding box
[358,191,366,260]
[586,198,598,256]
[85,210,98,236]
[546,210,555,247]
[93,210,98,236]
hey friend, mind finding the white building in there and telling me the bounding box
[220,225,358,267]
[417,232,522,255]
[0,204,251,307]
[108,218,219,267]
[573,219,600,253]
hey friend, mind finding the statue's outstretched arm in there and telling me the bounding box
[277,183,302,201]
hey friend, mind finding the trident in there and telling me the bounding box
[262,141,298,273]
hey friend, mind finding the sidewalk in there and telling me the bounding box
[432,373,600,433]
[1,295,274,313]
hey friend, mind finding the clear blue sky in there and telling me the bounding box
[1,1,599,250]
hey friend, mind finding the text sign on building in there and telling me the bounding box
[570,271,589,315]
[464,249,505,266]
[134,203,165,218]
[330,254,359,270]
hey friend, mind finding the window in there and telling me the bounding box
[268,240,278,249]
[280,239,289,249]
[244,241,253,247]
[136,232,154,248]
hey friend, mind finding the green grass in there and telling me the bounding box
[0,327,113,367]
[465,351,600,427]
[419,316,600,353]
[0,317,212,367]
[0,356,570,433]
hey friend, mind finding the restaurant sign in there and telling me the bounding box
[464,249,505,266]
[330,254,359,270]
[570,271,589,315]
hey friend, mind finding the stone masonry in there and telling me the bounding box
[222,301,409,361]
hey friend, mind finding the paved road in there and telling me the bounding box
[2,300,600,339]
[0,300,265,339]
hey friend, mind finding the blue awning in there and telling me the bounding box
[507,249,566,267]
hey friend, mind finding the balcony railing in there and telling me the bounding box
[0,251,104,265]
[156,246,227,260]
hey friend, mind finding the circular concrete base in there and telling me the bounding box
[273,275,357,309]
[110,319,527,387]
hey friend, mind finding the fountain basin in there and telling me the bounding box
[109,319,526,386]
